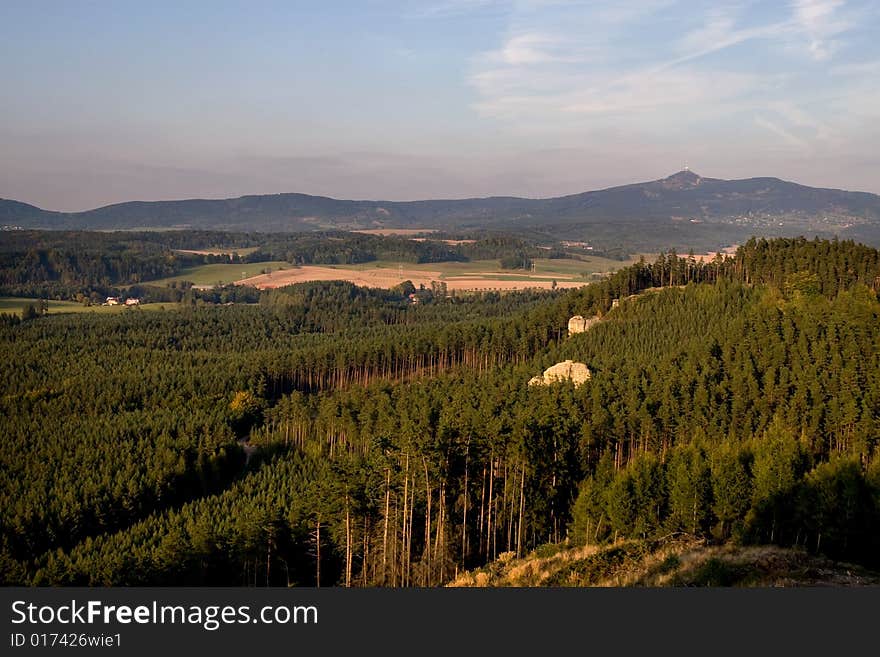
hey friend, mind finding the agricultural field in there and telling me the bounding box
[351,228,437,236]
[238,256,640,292]
[145,261,292,287]
[0,297,167,315]
[174,247,260,257]
[531,255,642,277]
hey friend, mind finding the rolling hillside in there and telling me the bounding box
[4,170,880,250]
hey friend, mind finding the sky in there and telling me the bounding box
[1,0,879,211]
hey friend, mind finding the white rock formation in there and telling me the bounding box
[568,315,601,336]
[528,360,591,387]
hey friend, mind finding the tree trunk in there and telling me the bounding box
[424,457,432,584]
[363,515,369,587]
[345,498,352,588]
[402,454,410,585]
[478,465,486,560]
[517,466,525,557]
[316,520,321,588]
[435,483,445,582]
[462,441,469,564]
[407,473,415,586]
[382,468,390,583]
[488,457,494,561]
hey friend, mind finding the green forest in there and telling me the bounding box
[1,235,879,586]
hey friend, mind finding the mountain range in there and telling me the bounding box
[4,170,880,250]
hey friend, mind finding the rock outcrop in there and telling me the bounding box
[528,360,591,387]
[568,315,601,336]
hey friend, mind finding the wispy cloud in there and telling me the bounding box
[468,2,770,125]
[830,58,880,75]
[468,0,866,131]
[488,32,587,65]
[559,70,757,116]
[755,116,810,150]
[415,0,507,18]
[670,5,793,70]
[767,101,832,142]
[672,1,856,66]
[791,0,850,61]
[590,0,679,25]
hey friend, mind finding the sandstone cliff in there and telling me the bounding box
[528,360,591,387]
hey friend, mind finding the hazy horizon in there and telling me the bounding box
[6,166,880,215]
[2,0,879,211]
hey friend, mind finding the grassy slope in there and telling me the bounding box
[448,538,880,587]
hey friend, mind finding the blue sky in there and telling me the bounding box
[1,0,878,210]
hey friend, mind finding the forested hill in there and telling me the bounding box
[1,237,879,586]
[4,171,880,250]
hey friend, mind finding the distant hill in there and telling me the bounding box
[5,170,880,250]
[0,199,64,225]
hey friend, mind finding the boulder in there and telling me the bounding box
[528,360,591,387]
[568,315,601,336]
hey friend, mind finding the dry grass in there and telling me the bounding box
[447,543,604,588]
[447,537,880,588]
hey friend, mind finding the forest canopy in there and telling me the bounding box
[1,235,879,586]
